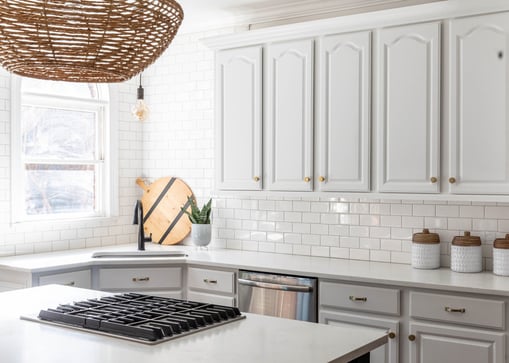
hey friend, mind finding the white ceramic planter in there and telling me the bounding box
[191,224,211,247]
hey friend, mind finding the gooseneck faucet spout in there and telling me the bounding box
[133,200,152,251]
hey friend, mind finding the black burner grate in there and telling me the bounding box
[35,293,244,343]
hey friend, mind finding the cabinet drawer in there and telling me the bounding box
[187,291,235,307]
[39,270,91,289]
[410,291,505,330]
[98,267,181,290]
[320,281,400,315]
[187,267,235,294]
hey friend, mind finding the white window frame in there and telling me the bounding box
[10,76,119,223]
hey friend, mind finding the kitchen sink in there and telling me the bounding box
[91,251,187,258]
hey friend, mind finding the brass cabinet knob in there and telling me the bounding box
[253,176,260,182]
[304,176,311,183]
[448,177,456,184]
[408,334,416,342]
[318,176,325,182]
[388,332,396,339]
[430,176,438,183]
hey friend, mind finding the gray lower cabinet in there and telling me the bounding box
[186,266,237,306]
[320,310,399,363]
[95,266,183,299]
[408,291,506,363]
[408,322,505,363]
[319,280,401,363]
[36,269,91,289]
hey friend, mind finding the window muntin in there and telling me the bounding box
[13,78,109,221]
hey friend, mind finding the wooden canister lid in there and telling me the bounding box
[452,231,481,247]
[412,228,440,244]
[493,234,509,249]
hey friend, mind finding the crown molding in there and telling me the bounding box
[201,0,509,49]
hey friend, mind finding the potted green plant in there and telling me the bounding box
[182,197,212,247]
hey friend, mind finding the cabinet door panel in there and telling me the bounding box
[378,22,440,193]
[449,12,509,194]
[216,46,262,190]
[318,31,371,191]
[321,310,398,363]
[266,39,314,191]
[409,322,505,363]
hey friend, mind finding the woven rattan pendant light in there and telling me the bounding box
[0,0,184,83]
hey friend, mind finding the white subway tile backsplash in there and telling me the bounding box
[486,206,509,219]
[340,236,359,248]
[370,250,391,262]
[460,206,484,218]
[311,246,330,257]
[293,244,311,256]
[350,249,370,261]
[412,204,435,216]
[436,205,459,217]
[321,235,340,247]
[330,247,350,259]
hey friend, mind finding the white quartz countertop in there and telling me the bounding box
[1,285,387,363]
[2,244,509,296]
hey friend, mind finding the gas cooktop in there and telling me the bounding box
[21,292,245,345]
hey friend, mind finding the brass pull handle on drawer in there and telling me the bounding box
[445,307,466,313]
[132,277,150,282]
[388,332,396,339]
[203,279,218,284]
[408,334,416,342]
[349,295,367,302]
[64,281,75,286]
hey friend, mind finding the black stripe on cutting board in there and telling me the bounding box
[143,177,176,223]
[159,197,192,244]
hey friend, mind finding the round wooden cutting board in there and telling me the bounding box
[136,177,194,245]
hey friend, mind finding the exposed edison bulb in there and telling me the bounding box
[132,83,149,122]
[132,98,149,122]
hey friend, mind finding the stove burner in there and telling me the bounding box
[29,293,244,344]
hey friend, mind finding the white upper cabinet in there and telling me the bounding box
[317,31,371,192]
[377,22,441,193]
[216,46,263,190]
[265,39,314,191]
[448,12,509,194]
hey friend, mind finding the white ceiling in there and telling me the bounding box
[177,0,445,32]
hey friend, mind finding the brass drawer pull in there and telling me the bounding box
[445,307,466,313]
[64,281,75,286]
[318,176,325,182]
[388,332,396,339]
[408,334,416,342]
[448,177,456,184]
[253,176,260,182]
[349,295,367,302]
[304,176,311,183]
[132,277,150,282]
[203,279,218,284]
[430,176,438,183]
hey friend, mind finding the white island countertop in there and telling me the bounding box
[1,285,387,363]
[2,244,509,296]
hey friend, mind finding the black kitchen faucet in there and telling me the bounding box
[133,200,152,250]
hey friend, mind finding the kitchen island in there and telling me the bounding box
[0,285,387,363]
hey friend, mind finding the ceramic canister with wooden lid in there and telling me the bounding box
[451,231,482,273]
[493,234,509,276]
[411,229,440,269]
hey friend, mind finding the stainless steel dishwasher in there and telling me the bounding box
[238,270,317,322]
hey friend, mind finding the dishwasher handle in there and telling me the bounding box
[238,278,314,293]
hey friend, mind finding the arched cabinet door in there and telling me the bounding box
[317,31,371,192]
[448,12,509,195]
[216,46,263,191]
[377,22,441,194]
[265,39,314,192]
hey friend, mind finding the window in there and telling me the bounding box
[12,77,114,221]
